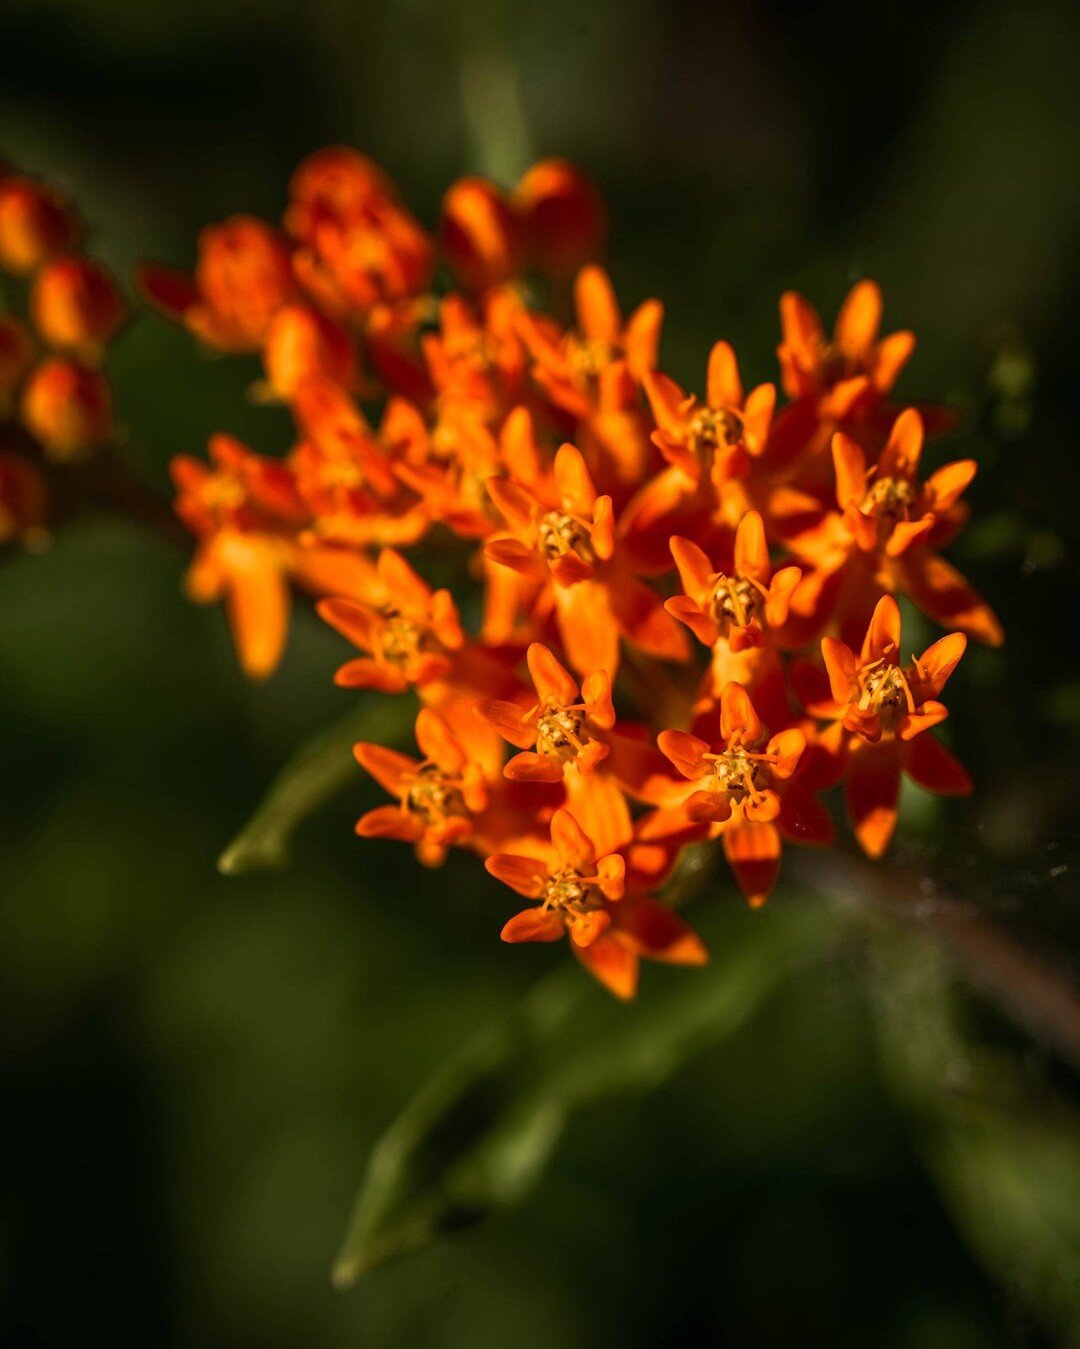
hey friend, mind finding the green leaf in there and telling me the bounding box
[332,900,834,1286]
[218,696,414,875]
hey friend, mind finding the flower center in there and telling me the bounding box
[707,573,765,632]
[862,475,914,524]
[534,703,588,763]
[378,610,427,667]
[540,866,600,916]
[706,746,771,806]
[537,510,595,563]
[566,333,616,383]
[856,660,912,731]
[687,407,743,463]
[405,761,466,825]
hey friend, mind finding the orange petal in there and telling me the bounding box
[642,369,688,434]
[719,681,762,745]
[582,669,616,727]
[486,853,548,898]
[845,741,901,859]
[832,432,868,507]
[574,264,621,342]
[553,441,597,512]
[879,407,923,480]
[913,631,967,699]
[354,741,418,795]
[861,594,902,664]
[624,298,663,379]
[414,707,466,771]
[475,697,536,749]
[574,932,639,999]
[615,897,707,965]
[900,552,1003,647]
[706,340,742,409]
[767,727,805,779]
[901,733,973,797]
[484,537,545,580]
[924,459,976,513]
[550,806,595,868]
[501,908,566,943]
[505,751,565,783]
[657,728,711,780]
[527,641,579,705]
[834,279,881,359]
[723,821,780,907]
[734,510,770,586]
[670,535,715,602]
[225,544,290,680]
[355,805,423,843]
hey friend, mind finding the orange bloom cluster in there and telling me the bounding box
[150,147,1001,998]
[0,163,125,545]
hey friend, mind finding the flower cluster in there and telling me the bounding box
[149,146,1001,998]
[0,163,125,546]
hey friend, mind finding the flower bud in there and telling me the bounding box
[262,304,358,399]
[30,256,126,362]
[513,159,606,279]
[0,175,80,275]
[0,453,48,545]
[20,357,113,460]
[439,176,524,291]
[191,216,297,349]
[0,315,35,415]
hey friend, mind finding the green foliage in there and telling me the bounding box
[333,900,834,1284]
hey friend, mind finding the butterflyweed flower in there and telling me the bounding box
[778,279,913,423]
[658,683,808,907]
[784,408,1003,647]
[149,145,1000,997]
[795,594,971,858]
[354,708,489,866]
[488,807,705,1000]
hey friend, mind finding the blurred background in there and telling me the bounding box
[2,0,1080,1343]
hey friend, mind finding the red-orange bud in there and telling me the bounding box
[0,452,48,545]
[513,159,606,279]
[30,256,126,362]
[20,357,113,460]
[0,175,80,275]
[0,315,35,414]
[262,304,358,399]
[439,176,525,291]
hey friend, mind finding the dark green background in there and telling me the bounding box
[2,0,1079,1344]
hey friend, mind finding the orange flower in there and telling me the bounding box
[476,641,615,783]
[513,159,607,279]
[439,176,525,292]
[658,682,806,905]
[317,547,462,693]
[644,340,776,494]
[519,264,663,416]
[30,256,126,363]
[286,151,433,319]
[484,441,688,674]
[20,357,112,460]
[796,594,971,857]
[778,279,913,420]
[138,216,298,352]
[667,511,801,654]
[489,807,705,999]
[785,408,1003,646]
[0,174,79,275]
[354,708,488,866]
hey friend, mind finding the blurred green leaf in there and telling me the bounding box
[869,934,1080,1342]
[218,696,413,874]
[332,901,833,1286]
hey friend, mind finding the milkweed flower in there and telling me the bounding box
[658,682,809,907]
[796,593,971,858]
[784,408,1002,646]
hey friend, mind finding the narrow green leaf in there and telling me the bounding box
[218,696,413,874]
[332,901,834,1286]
